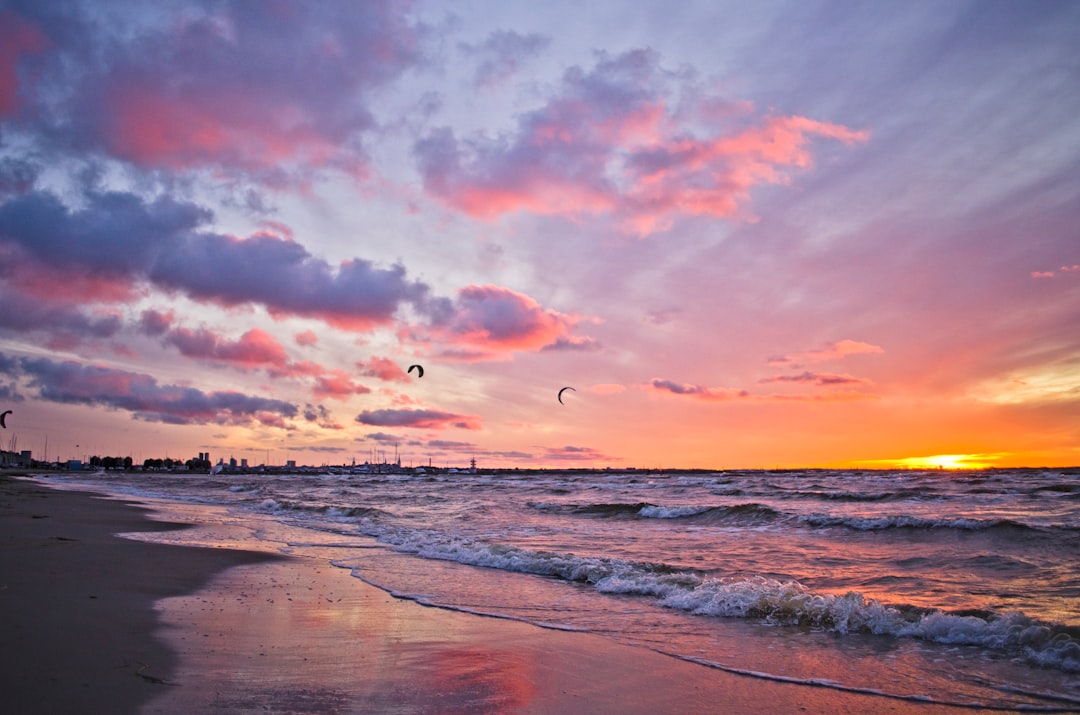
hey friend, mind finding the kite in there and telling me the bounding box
[408,364,424,378]
[557,387,576,405]
[0,410,10,428]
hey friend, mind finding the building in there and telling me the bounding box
[0,449,32,468]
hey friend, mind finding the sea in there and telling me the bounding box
[35,467,1080,711]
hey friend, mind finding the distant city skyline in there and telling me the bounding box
[1,1,1077,470]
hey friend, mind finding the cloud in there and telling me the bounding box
[0,287,122,343]
[0,189,434,330]
[163,327,289,369]
[6,3,420,185]
[1032,264,1080,278]
[1,189,587,358]
[357,431,406,443]
[541,336,602,352]
[312,370,372,401]
[414,48,867,234]
[541,445,618,462]
[426,439,478,451]
[0,10,47,118]
[302,403,342,430]
[356,408,482,430]
[768,339,884,366]
[0,352,297,426]
[0,157,38,196]
[431,284,584,357]
[758,371,871,387]
[357,356,411,382]
[650,376,874,402]
[459,30,550,89]
[649,378,746,401]
[295,330,319,347]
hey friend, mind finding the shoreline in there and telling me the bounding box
[0,474,280,714]
[2,475,1000,714]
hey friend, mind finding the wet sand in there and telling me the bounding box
[1,474,993,714]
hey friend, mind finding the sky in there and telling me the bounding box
[0,0,1077,470]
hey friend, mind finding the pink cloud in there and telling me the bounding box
[433,284,582,358]
[28,3,424,186]
[648,378,746,401]
[0,11,47,117]
[1033,265,1079,278]
[357,356,411,382]
[295,330,318,347]
[415,49,867,234]
[356,408,482,430]
[101,86,350,178]
[768,339,884,366]
[312,370,372,401]
[165,327,289,369]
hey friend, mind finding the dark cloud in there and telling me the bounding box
[356,408,482,430]
[0,157,39,196]
[0,190,208,277]
[541,445,617,462]
[541,336,602,352]
[649,378,741,401]
[0,287,122,340]
[138,309,174,336]
[5,1,421,184]
[0,352,297,426]
[427,439,477,450]
[759,371,870,387]
[0,189,436,330]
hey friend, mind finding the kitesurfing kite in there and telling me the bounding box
[0,410,11,428]
[557,387,576,405]
[408,364,424,378]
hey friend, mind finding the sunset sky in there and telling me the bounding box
[1,0,1077,470]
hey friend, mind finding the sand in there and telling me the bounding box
[0,473,991,714]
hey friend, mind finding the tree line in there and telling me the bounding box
[84,455,212,471]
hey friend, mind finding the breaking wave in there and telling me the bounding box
[358,524,1079,673]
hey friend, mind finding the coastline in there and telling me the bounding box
[1,474,1001,714]
[0,474,280,714]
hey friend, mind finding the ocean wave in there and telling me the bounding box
[256,498,386,519]
[534,501,785,524]
[799,513,1044,532]
[359,525,1080,673]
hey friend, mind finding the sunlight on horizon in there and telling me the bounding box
[856,453,1002,470]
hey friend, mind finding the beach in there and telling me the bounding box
[0,474,1034,714]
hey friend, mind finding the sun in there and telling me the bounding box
[854,453,1000,470]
